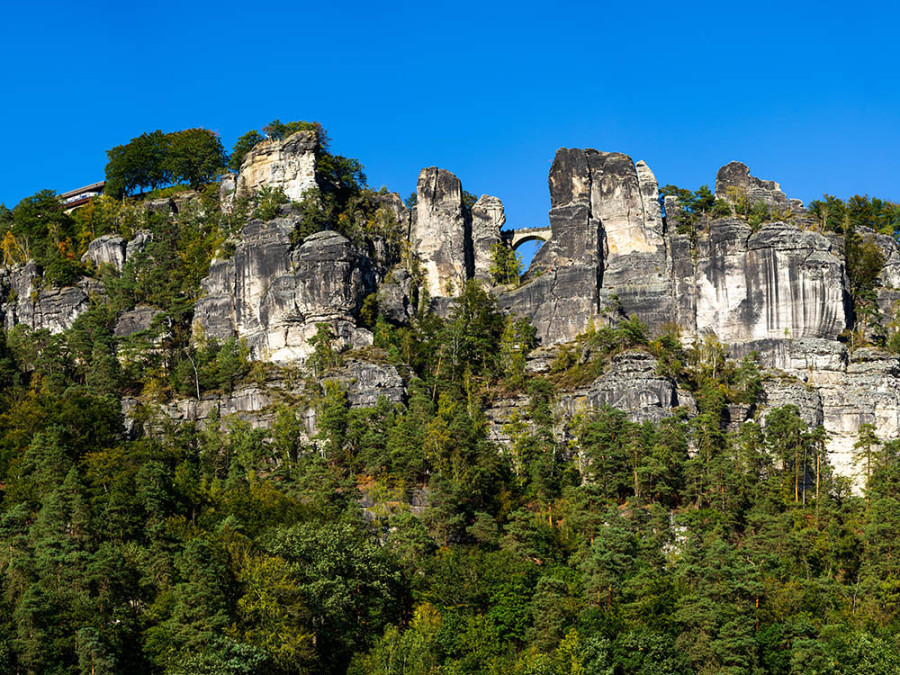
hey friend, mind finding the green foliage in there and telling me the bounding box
[166,128,227,189]
[490,242,523,285]
[1,189,89,282]
[659,184,731,235]
[308,323,341,377]
[105,130,172,196]
[252,184,290,221]
[105,128,226,197]
[228,130,265,172]
[810,193,900,236]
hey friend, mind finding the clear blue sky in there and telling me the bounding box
[2,0,898,233]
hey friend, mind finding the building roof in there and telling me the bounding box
[59,181,106,199]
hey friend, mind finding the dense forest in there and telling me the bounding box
[1,124,900,674]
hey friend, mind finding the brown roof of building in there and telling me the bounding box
[59,181,106,199]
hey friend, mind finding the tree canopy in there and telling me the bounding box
[105,128,226,196]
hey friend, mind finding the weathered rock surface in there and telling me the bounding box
[115,306,162,338]
[193,218,374,362]
[326,360,406,408]
[715,161,790,213]
[561,350,684,424]
[471,195,505,282]
[377,269,418,325]
[82,235,127,271]
[0,262,89,333]
[675,220,847,352]
[126,230,152,260]
[235,131,317,202]
[412,168,470,298]
[499,148,670,343]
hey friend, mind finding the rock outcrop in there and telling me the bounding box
[498,149,670,343]
[235,131,318,202]
[412,168,470,298]
[193,217,374,362]
[0,262,89,333]
[497,149,849,360]
[562,350,687,424]
[471,195,505,282]
[673,220,847,353]
[115,305,163,338]
[82,235,127,272]
[715,161,791,213]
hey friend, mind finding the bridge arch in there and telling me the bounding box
[510,233,548,251]
[502,226,552,251]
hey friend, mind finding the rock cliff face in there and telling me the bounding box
[235,131,317,202]
[412,168,471,298]
[673,220,847,352]
[25,140,897,486]
[193,217,375,362]
[498,149,670,343]
[0,262,89,333]
[715,161,791,213]
[471,195,505,282]
[497,150,850,359]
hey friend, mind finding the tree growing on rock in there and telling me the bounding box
[105,128,226,197]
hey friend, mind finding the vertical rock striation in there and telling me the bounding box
[412,168,470,298]
[193,217,374,363]
[471,195,505,282]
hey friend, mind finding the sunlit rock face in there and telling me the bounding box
[412,167,470,298]
[471,195,505,283]
[193,218,374,363]
[676,220,847,350]
[81,235,127,272]
[235,130,317,203]
[499,148,670,344]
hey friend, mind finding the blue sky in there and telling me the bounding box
[2,0,898,234]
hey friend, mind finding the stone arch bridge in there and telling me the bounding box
[501,226,552,250]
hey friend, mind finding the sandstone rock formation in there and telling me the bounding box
[412,168,470,298]
[497,149,849,359]
[715,161,790,213]
[31,143,899,488]
[82,235,127,271]
[0,262,89,333]
[561,350,686,424]
[672,220,847,353]
[193,217,374,362]
[235,131,317,202]
[115,305,163,338]
[471,195,505,282]
[498,148,670,343]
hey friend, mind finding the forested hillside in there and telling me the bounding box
[1,123,900,674]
